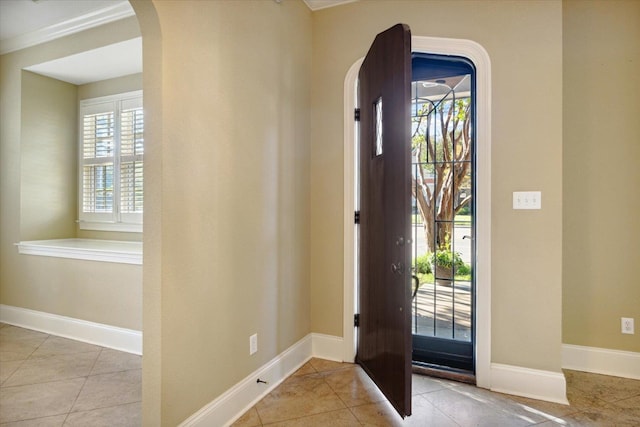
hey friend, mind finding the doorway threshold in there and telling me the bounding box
[412,361,476,385]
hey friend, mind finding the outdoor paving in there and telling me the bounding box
[412,281,471,342]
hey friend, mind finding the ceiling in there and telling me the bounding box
[0,0,138,84]
[0,0,355,85]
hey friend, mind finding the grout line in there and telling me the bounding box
[87,347,103,377]
[0,358,29,387]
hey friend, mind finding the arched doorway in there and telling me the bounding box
[342,35,492,389]
[128,1,162,424]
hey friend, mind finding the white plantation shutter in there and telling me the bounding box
[79,91,143,231]
[119,97,143,224]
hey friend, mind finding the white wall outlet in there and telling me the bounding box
[621,318,634,334]
[249,333,258,355]
[513,191,542,210]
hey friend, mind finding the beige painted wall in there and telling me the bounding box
[0,18,143,330]
[77,73,142,100]
[310,0,564,371]
[563,0,640,352]
[20,71,77,241]
[140,0,312,424]
[77,73,143,242]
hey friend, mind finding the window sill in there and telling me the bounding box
[78,221,142,233]
[16,239,142,265]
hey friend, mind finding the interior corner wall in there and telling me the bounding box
[310,0,564,373]
[562,0,640,353]
[20,70,77,242]
[148,0,312,425]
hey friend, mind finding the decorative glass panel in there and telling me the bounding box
[374,97,383,156]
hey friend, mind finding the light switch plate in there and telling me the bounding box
[250,333,258,355]
[513,191,542,210]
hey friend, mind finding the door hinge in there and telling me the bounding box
[354,210,360,224]
[354,313,360,327]
[354,108,361,122]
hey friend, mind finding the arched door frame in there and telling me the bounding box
[128,0,162,424]
[342,35,492,389]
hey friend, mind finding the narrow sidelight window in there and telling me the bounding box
[373,97,383,156]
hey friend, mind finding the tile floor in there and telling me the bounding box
[233,358,640,427]
[0,323,141,426]
[2,323,640,427]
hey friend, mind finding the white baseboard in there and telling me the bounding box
[311,332,344,362]
[180,334,314,427]
[562,344,640,380]
[0,304,142,355]
[491,363,568,405]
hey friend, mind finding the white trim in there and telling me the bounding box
[343,35,492,388]
[0,304,142,355]
[491,363,568,405]
[311,333,344,362]
[342,58,363,364]
[562,344,640,380]
[180,335,314,427]
[16,239,142,265]
[78,221,143,234]
[302,0,358,11]
[0,3,136,55]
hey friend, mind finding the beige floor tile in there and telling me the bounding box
[410,373,448,395]
[565,385,616,412]
[255,374,345,424]
[565,369,640,403]
[350,395,457,427]
[89,349,142,375]
[539,408,623,426]
[3,352,100,387]
[0,337,47,362]
[291,361,317,377]
[504,393,579,420]
[420,386,541,426]
[0,414,67,426]
[321,365,386,407]
[308,358,353,373]
[0,378,85,424]
[29,337,102,359]
[71,369,141,413]
[1,360,25,385]
[231,407,262,427]
[0,326,48,341]
[263,408,360,426]
[612,394,640,423]
[64,402,141,427]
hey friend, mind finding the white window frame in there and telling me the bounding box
[79,90,143,233]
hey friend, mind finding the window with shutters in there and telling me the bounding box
[79,91,143,232]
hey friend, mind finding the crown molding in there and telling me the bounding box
[302,0,358,11]
[0,2,135,55]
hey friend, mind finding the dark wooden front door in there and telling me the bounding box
[357,23,412,418]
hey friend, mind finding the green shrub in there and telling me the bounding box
[414,253,432,275]
[431,249,465,269]
[456,263,472,276]
[458,205,470,215]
